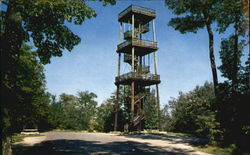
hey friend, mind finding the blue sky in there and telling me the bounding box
[44,1,249,106]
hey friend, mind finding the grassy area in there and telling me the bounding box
[160,131,193,137]
[11,133,42,143]
[194,144,235,155]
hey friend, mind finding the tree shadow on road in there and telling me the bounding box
[12,139,198,155]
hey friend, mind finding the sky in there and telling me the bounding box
[44,0,249,106]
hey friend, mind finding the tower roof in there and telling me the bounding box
[118,5,156,24]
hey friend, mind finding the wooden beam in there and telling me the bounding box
[132,14,135,72]
[118,53,121,76]
[156,84,161,130]
[131,82,135,122]
[153,19,161,130]
[152,19,156,41]
[114,23,122,131]
[132,14,134,38]
[153,19,158,75]
[119,22,122,42]
[114,85,120,131]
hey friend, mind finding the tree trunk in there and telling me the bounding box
[232,15,239,95]
[2,137,13,155]
[203,11,218,95]
[1,0,24,144]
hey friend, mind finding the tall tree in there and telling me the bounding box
[165,82,221,140]
[2,44,51,133]
[218,36,245,89]
[165,0,219,94]
[0,0,115,142]
[144,90,158,130]
[216,0,247,95]
[217,33,249,153]
[215,1,249,152]
[77,91,98,130]
[0,0,115,64]
[96,98,116,132]
[48,91,98,130]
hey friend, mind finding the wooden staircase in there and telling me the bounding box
[134,92,147,104]
[133,110,145,126]
[132,92,148,127]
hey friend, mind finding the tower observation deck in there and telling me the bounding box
[114,5,161,131]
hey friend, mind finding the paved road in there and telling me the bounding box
[12,132,210,155]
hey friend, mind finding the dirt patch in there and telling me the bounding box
[14,135,46,146]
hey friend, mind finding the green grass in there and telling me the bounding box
[161,131,193,137]
[194,144,235,155]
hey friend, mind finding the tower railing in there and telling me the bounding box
[137,65,150,74]
[117,38,157,51]
[116,72,160,82]
[124,24,149,39]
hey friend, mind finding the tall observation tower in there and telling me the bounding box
[114,5,161,131]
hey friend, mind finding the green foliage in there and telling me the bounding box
[96,99,116,132]
[1,44,51,135]
[1,0,115,63]
[216,0,244,34]
[48,91,98,131]
[144,90,158,130]
[165,0,219,33]
[165,0,220,94]
[0,0,116,142]
[217,29,249,153]
[164,82,221,140]
[161,104,173,131]
[218,36,245,81]
[95,92,126,132]
[165,2,249,153]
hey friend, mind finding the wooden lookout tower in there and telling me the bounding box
[114,5,161,131]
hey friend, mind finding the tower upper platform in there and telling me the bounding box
[115,72,160,86]
[118,5,156,24]
[117,38,158,56]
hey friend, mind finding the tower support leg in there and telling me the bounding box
[131,82,135,127]
[114,85,120,131]
[156,84,161,130]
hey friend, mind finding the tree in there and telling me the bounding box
[10,45,51,131]
[165,0,220,94]
[96,100,116,132]
[0,44,51,134]
[164,82,221,140]
[0,0,115,64]
[217,34,249,153]
[218,36,245,88]
[48,91,98,130]
[144,90,158,130]
[1,44,51,154]
[96,91,126,132]
[77,91,98,130]
[48,95,63,129]
[216,0,248,95]
[215,1,249,152]
[0,0,115,146]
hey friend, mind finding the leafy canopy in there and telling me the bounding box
[165,0,220,33]
[1,0,115,63]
